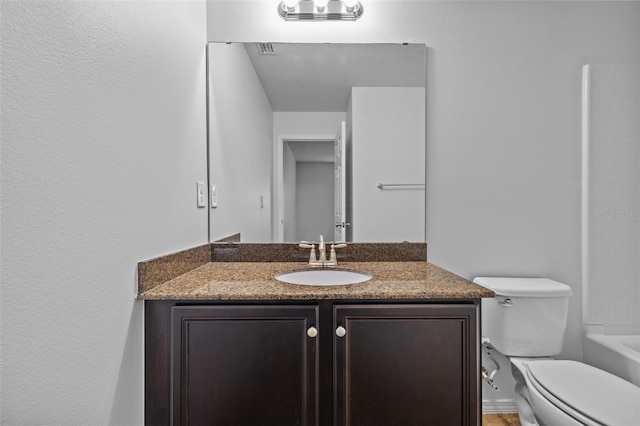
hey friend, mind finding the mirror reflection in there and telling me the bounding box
[207,42,426,243]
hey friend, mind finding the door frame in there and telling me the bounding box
[274,134,335,242]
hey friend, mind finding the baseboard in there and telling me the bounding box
[482,399,519,413]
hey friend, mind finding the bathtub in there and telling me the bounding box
[584,333,640,387]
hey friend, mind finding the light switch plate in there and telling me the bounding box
[210,184,218,208]
[196,181,206,208]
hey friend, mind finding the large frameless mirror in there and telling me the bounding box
[207,42,426,243]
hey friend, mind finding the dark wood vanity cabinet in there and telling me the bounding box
[334,304,479,426]
[171,305,318,426]
[145,301,480,426]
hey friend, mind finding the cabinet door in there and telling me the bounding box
[334,304,479,426]
[172,305,319,426]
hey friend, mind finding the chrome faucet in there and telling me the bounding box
[299,235,346,267]
[318,235,327,264]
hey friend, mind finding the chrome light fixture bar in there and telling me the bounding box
[278,0,363,21]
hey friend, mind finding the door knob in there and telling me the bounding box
[336,326,346,337]
[307,326,318,338]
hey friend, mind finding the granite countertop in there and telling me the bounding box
[138,254,494,301]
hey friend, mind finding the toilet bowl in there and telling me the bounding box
[476,277,640,426]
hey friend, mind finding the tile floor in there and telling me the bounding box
[482,413,521,426]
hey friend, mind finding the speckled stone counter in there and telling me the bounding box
[138,261,493,300]
[137,243,494,301]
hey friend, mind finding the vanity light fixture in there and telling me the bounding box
[278,0,363,21]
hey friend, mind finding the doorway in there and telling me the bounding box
[280,139,334,242]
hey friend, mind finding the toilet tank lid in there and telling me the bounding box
[473,277,573,297]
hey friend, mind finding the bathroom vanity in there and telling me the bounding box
[139,243,494,426]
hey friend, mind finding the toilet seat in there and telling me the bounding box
[526,360,640,426]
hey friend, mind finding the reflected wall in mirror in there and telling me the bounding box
[207,42,426,243]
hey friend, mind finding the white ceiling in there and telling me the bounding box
[243,43,426,112]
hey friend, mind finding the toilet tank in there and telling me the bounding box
[475,277,573,357]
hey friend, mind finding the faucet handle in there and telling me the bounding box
[299,242,319,264]
[328,242,347,265]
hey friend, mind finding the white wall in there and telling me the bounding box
[273,112,346,136]
[296,162,335,242]
[1,1,207,424]
[207,0,640,409]
[351,87,425,242]
[209,43,273,242]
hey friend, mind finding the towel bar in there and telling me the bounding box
[376,183,425,190]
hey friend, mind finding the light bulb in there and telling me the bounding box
[283,0,297,12]
[315,0,329,12]
[344,0,358,12]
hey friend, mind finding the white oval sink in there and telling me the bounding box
[275,269,371,286]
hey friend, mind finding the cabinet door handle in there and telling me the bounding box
[336,326,346,337]
[307,326,318,338]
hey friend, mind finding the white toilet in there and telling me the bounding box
[475,277,640,426]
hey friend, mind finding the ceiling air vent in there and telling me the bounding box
[256,42,275,55]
